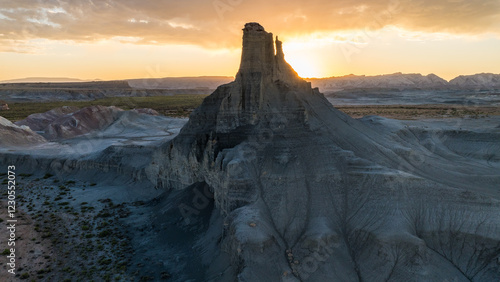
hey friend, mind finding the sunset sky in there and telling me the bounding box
[1,0,499,81]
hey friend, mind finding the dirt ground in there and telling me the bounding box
[0,175,136,281]
[0,200,54,281]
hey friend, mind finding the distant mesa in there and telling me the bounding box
[0,77,90,83]
[2,73,500,104]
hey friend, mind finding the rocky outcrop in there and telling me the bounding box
[16,106,80,131]
[0,116,46,147]
[16,106,162,141]
[43,105,124,140]
[131,108,160,116]
[147,23,500,281]
[14,105,123,140]
[0,100,8,110]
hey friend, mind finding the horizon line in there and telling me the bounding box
[1,72,500,84]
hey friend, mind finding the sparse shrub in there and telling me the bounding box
[37,268,51,274]
[41,232,52,238]
[96,211,112,218]
[98,257,112,265]
[98,221,109,229]
[98,230,112,238]
[62,267,71,273]
[103,273,112,281]
[43,173,53,179]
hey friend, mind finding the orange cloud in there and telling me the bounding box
[0,0,499,52]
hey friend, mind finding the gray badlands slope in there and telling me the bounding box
[1,106,185,156]
[0,23,499,281]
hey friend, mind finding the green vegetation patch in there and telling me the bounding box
[1,95,208,121]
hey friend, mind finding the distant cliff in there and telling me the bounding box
[2,73,500,103]
[310,72,500,91]
[0,80,220,102]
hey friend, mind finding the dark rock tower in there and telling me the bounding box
[147,23,500,282]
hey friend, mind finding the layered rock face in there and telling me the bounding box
[0,116,46,147]
[16,106,80,131]
[15,106,163,141]
[148,23,500,281]
[28,105,123,140]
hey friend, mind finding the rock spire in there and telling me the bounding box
[147,23,500,282]
[236,22,304,88]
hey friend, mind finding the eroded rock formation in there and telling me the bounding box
[15,106,161,141]
[0,116,46,147]
[146,23,500,281]
[38,105,124,140]
[16,106,81,131]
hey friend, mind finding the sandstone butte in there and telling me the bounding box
[142,23,500,281]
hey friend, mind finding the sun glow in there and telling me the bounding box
[282,39,327,78]
[286,56,323,78]
[281,37,335,78]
